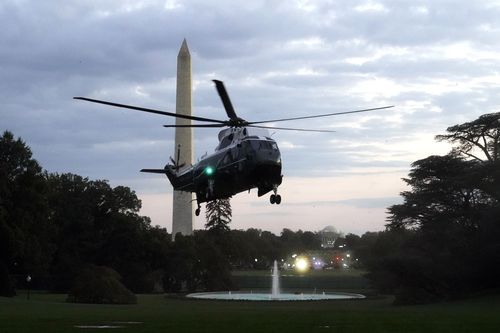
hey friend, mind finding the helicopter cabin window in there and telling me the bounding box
[249,140,261,150]
[247,140,277,151]
[263,141,275,150]
[218,134,233,150]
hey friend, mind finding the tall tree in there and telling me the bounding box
[0,131,52,284]
[377,113,500,303]
[436,112,500,162]
[46,173,152,291]
[387,155,492,230]
[205,198,232,233]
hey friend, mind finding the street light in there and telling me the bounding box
[26,275,32,300]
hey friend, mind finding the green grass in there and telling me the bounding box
[1,291,500,332]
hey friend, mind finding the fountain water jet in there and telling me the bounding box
[271,260,280,298]
[187,260,365,301]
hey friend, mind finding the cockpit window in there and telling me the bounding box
[218,135,233,149]
[246,140,278,151]
[249,140,261,150]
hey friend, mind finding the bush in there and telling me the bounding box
[67,265,136,304]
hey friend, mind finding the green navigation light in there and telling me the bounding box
[205,166,214,176]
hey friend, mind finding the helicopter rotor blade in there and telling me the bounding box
[140,168,167,174]
[247,105,395,125]
[163,124,226,128]
[212,80,239,120]
[247,124,336,133]
[73,97,226,124]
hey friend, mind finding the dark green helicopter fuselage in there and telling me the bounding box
[165,137,282,203]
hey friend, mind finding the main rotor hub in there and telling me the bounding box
[227,118,248,127]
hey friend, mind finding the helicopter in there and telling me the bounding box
[75,80,393,216]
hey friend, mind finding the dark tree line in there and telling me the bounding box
[5,110,496,304]
[0,130,323,296]
[363,112,500,304]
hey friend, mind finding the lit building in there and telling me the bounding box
[319,225,340,248]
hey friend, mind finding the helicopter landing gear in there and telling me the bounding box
[270,194,281,204]
[193,196,202,217]
[270,186,281,205]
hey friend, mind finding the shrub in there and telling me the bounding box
[67,265,136,304]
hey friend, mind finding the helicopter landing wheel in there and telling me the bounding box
[195,201,201,216]
[275,194,281,205]
[270,194,281,204]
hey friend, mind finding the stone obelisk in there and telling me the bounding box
[172,39,194,240]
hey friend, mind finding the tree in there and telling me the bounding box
[46,173,156,292]
[163,234,199,292]
[0,131,53,294]
[436,112,500,162]
[205,198,232,233]
[387,154,493,230]
[194,232,234,291]
[376,113,500,303]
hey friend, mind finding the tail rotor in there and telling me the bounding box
[170,144,186,172]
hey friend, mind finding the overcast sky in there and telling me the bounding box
[2,0,500,235]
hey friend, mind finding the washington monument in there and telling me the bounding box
[171,39,194,239]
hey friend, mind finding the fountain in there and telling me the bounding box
[271,260,280,298]
[187,260,365,301]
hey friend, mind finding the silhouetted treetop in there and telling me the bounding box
[436,112,500,162]
[205,198,232,233]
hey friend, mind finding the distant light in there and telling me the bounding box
[346,254,351,258]
[254,258,258,262]
[313,260,323,270]
[295,257,309,272]
[292,254,297,258]
[205,166,214,176]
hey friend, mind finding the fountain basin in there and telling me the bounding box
[186,291,365,301]
[187,260,365,301]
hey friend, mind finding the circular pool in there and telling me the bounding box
[186,291,365,301]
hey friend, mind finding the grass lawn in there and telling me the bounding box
[1,291,500,332]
